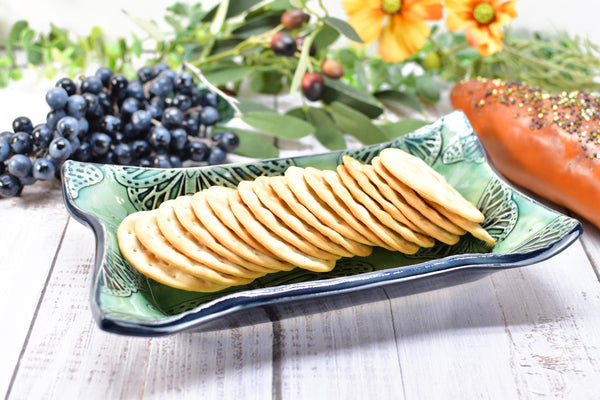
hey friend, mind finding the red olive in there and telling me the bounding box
[321,59,344,79]
[301,72,325,101]
[270,32,297,57]
[281,9,308,29]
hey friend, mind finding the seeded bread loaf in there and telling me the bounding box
[450,78,600,228]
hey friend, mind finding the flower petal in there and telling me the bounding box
[404,0,443,20]
[343,0,380,16]
[379,14,431,62]
[445,0,479,31]
[466,26,503,56]
[346,7,386,44]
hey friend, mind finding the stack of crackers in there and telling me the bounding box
[117,148,495,292]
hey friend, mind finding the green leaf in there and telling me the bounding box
[0,71,9,87]
[237,99,275,114]
[313,25,340,52]
[218,127,279,159]
[0,57,12,69]
[8,68,23,81]
[6,20,29,63]
[305,107,347,150]
[227,0,264,17]
[415,74,440,103]
[323,17,363,43]
[321,76,383,119]
[164,15,183,31]
[251,70,284,94]
[289,0,303,7]
[123,10,166,41]
[19,28,35,49]
[131,34,143,58]
[241,112,314,139]
[328,101,387,145]
[379,119,428,140]
[167,3,189,16]
[232,14,281,39]
[375,90,423,112]
[202,65,254,86]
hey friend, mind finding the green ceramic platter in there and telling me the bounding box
[62,111,582,336]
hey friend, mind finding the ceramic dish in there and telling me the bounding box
[62,111,583,336]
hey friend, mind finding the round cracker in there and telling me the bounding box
[325,167,420,254]
[117,212,228,292]
[339,157,435,248]
[266,176,373,257]
[238,180,341,261]
[341,155,424,234]
[192,188,295,272]
[379,148,485,223]
[135,209,253,286]
[429,201,496,246]
[227,189,337,273]
[249,177,355,258]
[171,196,279,274]
[371,157,462,245]
[284,166,379,247]
[156,200,268,278]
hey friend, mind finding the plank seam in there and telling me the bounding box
[4,216,71,400]
[382,288,408,400]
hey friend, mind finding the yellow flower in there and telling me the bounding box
[445,0,518,56]
[343,0,443,62]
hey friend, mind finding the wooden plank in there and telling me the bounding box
[0,182,69,397]
[271,292,405,398]
[8,218,275,399]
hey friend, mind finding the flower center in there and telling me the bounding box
[382,0,402,15]
[473,2,495,24]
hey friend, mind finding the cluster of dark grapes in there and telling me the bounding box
[0,63,240,198]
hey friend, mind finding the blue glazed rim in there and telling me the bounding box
[61,111,584,336]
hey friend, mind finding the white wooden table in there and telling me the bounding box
[2,74,600,400]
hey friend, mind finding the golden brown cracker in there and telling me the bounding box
[135,209,253,286]
[429,202,496,246]
[250,177,356,258]
[237,180,341,261]
[266,176,373,257]
[117,212,228,292]
[379,148,485,223]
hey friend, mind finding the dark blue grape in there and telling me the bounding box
[132,140,151,158]
[137,66,154,83]
[81,76,103,94]
[152,154,172,168]
[186,140,210,162]
[146,104,163,120]
[48,137,73,160]
[121,123,136,141]
[32,124,53,149]
[56,116,80,139]
[0,131,12,141]
[126,81,146,101]
[182,118,200,136]
[161,107,184,128]
[149,76,174,98]
[137,157,153,167]
[175,72,194,94]
[12,116,33,134]
[171,94,192,111]
[9,132,33,154]
[95,67,114,87]
[89,132,112,156]
[158,69,176,83]
[93,151,114,164]
[121,97,141,117]
[0,139,11,162]
[32,158,56,180]
[7,154,33,178]
[78,118,89,136]
[72,142,92,162]
[113,143,134,165]
[45,87,69,110]
[200,92,219,107]
[207,146,226,165]
[56,77,77,96]
[67,95,88,118]
[109,75,128,99]
[152,63,169,77]
[19,174,36,186]
[46,109,66,130]
[190,87,203,106]
[101,115,122,137]
[97,92,113,112]
[212,131,239,152]
[0,173,23,198]
[148,126,171,150]
[169,155,182,168]
[170,128,188,152]
[130,110,152,132]
[199,106,219,126]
